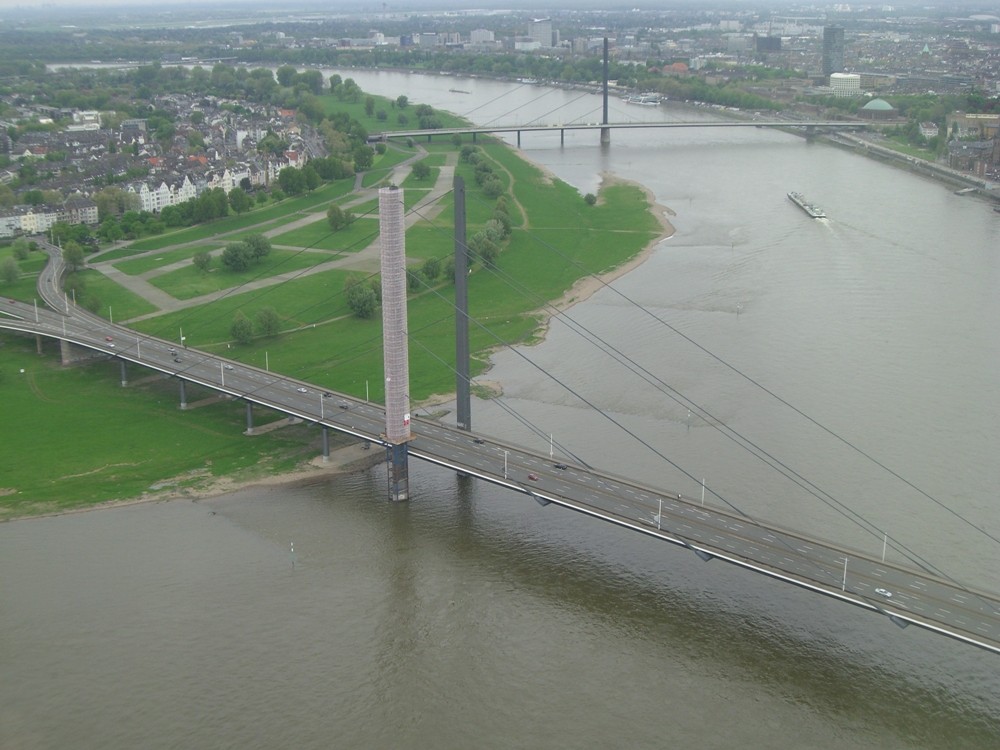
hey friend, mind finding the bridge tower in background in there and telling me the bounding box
[454,176,472,433]
[379,186,411,501]
[600,38,611,146]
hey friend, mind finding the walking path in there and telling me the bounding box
[90,149,458,322]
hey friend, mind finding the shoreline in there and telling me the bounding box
[5,164,675,520]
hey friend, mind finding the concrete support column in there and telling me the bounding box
[321,426,330,462]
[560,129,565,147]
[387,443,410,502]
[119,360,128,387]
[245,401,253,434]
[36,334,43,355]
[178,379,187,410]
[517,130,521,148]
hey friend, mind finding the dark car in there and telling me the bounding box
[173,357,182,363]
[553,463,568,470]
[527,473,539,481]
[473,438,485,445]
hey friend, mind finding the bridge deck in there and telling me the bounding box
[2,239,997,656]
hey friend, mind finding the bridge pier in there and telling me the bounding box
[178,379,187,410]
[245,401,253,434]
[321,426,329,462]
[119,360,128,387]
[386,443,410,502]
[516,130,521,148]
[560,128,565,147]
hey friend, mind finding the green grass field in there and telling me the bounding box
[1,125,662,514]
[147,248,332,300]
[0,331,326,519]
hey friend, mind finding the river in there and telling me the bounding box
[4,71,1000,747]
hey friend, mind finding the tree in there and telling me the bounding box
[255,306,280,336]
[365,96,375,117]
[228,187,252,214]
[221,242,251,272]
[422,256,441,280]
[353,145,374,171]
[327,204,354,231]
[482,177,504,199]
[345,276,378,318]
[411,161,431,180]
[11,237,29,260]
[230,311,253,345]
[451,134,463,147]
[278,166,306,196]
[192,250,211,271]
[1,256,19,285]
[276,64,298,87]
[62,242,85,271]
[302,165,320,191]
[396,95,409,109]
[244,234,271,262]
[584,193,597,206]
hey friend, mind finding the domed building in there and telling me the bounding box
[860,98,896,121]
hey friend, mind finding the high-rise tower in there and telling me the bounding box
[822,26,845,77]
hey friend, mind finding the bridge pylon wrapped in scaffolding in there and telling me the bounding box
[379,185,412,501]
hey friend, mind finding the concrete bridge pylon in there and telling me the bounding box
[379,185,412,502]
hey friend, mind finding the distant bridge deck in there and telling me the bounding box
[372,120,869,144]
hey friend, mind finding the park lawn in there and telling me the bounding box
[119,180,358,254]
[0,273,41,303]
[113,244,220,276]
[77,269,159,321]
[0,247,47,302]
[0,246,49,276]
[271,216,380,253]
[1,128,663,514]
[361,147,416,188]
[402,166,440,190]
[132,268,357,346]
[404,188,434,212]
[404,225,455,263]
[322,94,467,133]
[148,248,331,300]
[0,332,322,514]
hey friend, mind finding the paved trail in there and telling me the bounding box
[91,148,457,322]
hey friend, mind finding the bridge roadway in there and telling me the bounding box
[3,243,999,655]
[373,120,869,142]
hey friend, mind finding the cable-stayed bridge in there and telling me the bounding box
[2,242,999,656]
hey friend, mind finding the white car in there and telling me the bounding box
[224,365,234,370]
[296,387,308,393]
[874,588,892,598]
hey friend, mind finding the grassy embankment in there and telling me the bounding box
[0,93,662,516]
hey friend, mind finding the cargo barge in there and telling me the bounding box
[787,191,826,219]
